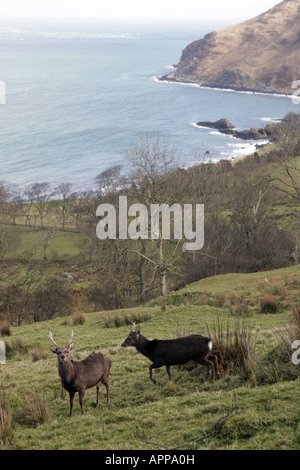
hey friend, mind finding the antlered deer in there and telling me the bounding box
[122,324,219,384]
[49,330,111,417]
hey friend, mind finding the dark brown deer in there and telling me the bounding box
[122,324,219,384]
[49,330,111,417]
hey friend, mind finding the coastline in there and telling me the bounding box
[158,75,293,100]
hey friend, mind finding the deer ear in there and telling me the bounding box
[50,347,58,353]
[136,326,140,334]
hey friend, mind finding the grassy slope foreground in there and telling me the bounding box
[0,264,299,450]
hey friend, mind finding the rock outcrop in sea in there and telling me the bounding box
[196,118,281,141]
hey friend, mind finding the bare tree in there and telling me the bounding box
[31,182,52,227]
[54,182,74,231]
[95,164,123,200]
[0,227,20,260]
[0,181,7,204]
[71,190,96,230]
[3,183,23,225]
[35,227,59,261]
[125,136,181,296]
[22,184,37,226]
[277,113,300,158]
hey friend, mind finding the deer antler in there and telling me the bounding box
[131,322,136,332]
[49,330,59,347]
[67,329,74,346]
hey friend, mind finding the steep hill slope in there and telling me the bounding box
[1,263,299,449]
[163,0,300,94]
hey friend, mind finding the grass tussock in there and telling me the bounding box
[30,347,48,362]
[0,269,299,450]
[260,294,281,313]
[207,317,257,383]
[101,310,152,328]
[5,337,27,359]
[0,389,14,446]
[14,387,51,428]
[72,312,86,326]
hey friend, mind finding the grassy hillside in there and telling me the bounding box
[1,266,299,450]
[149,263,300,311]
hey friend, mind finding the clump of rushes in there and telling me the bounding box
[0,389,14,446]
[15,387,51,427]
[72,313,86,326]
[207,316,257,383]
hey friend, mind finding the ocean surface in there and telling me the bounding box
[0,19,297,192]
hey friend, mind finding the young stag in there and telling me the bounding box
[49,330,111,417]
[122,324,219,384]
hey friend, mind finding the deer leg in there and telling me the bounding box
[101,373,110,405]
[96,384,100,407]
[166,365,172,382]
[208,354,220,379]
[69,392,75,418]
[79,390,85,415]
[196,358,213,382]
[149,363,162,385]
[105,382,110,405]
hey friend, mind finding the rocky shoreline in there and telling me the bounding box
[195,118,281,142]
[159,75,292,98]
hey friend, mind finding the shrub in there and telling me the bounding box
[0,321,11,337]
[72,313,86,326]
[235,300,250,317]
[269,284,286,299]
[30,278,72,323]
[260,294,280,313]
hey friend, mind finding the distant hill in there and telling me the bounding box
[162,0,300,95]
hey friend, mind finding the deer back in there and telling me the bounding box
[71,353,111,389]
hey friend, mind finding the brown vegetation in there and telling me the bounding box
[0,114,299,325]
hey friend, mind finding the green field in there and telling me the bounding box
[1,265,299,450]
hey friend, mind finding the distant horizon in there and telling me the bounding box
[0,0,282,22]
[0,16,244,24]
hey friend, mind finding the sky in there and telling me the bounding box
[0,0,282,21]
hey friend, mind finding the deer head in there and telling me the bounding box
[122,323,141,347]
[49,329,74,363]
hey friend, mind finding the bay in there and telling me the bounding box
[0,19,296,191]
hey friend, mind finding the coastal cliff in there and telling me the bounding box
[162,0,300,95]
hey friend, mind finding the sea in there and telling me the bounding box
[0,19,297,192]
